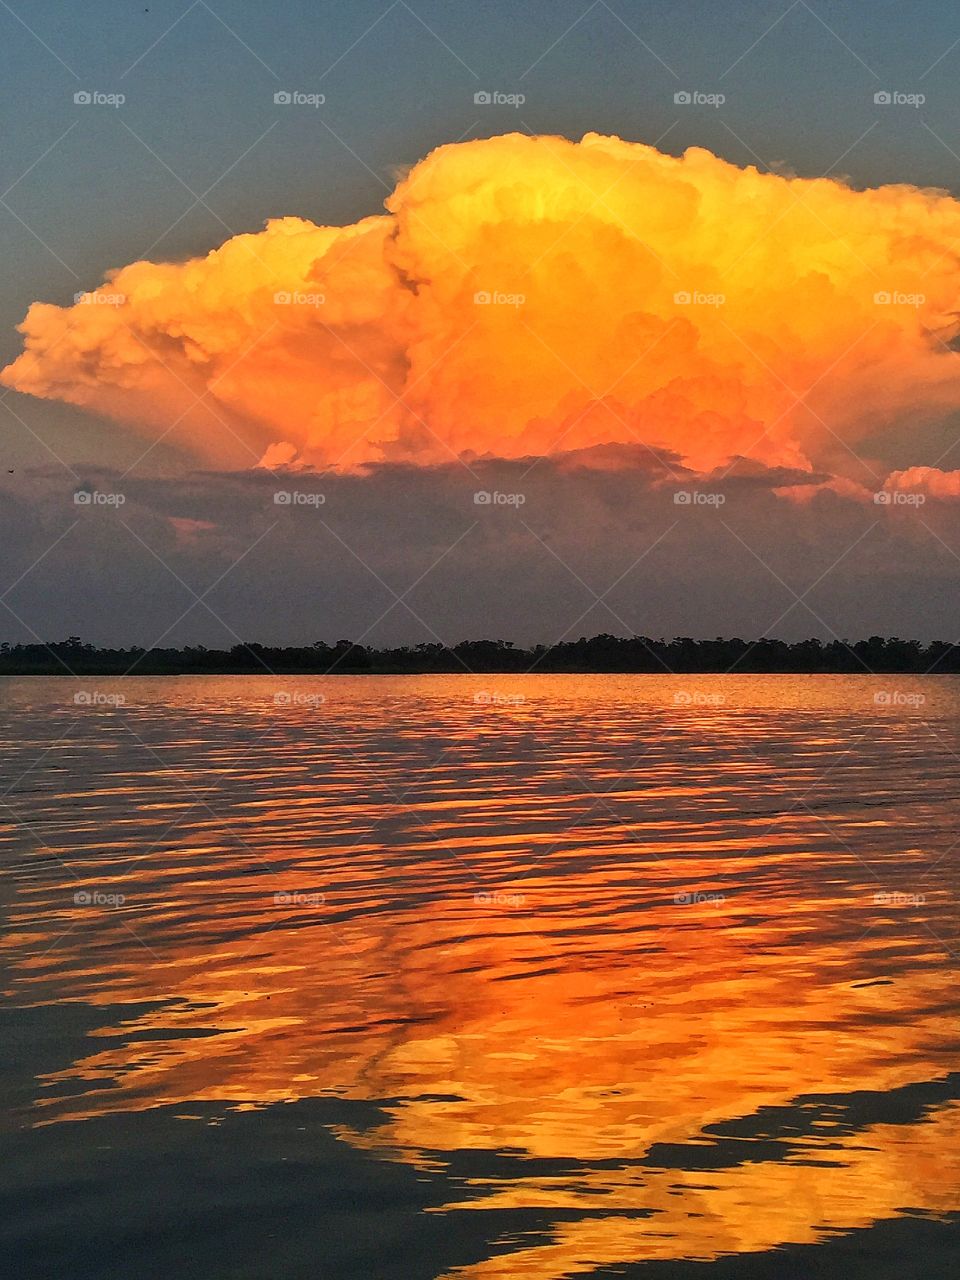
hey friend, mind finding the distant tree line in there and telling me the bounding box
[1,634,958,675]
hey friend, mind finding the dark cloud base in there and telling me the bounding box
[0,454,957,649]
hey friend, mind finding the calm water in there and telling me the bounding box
[1,674,958,1279]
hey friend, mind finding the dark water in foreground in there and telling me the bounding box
[1,674,958,1279]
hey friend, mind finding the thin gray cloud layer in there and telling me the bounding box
[1,454,956,648]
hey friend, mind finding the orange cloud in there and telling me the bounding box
[5,132,960,473]
[884,465,960,498]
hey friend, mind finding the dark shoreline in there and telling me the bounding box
[2,635,958,676]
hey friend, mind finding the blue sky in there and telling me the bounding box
[4,1,960,381]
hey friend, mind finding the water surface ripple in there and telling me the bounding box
[1,675,958,1278]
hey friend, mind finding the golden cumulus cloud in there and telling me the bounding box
[5,132,960,475]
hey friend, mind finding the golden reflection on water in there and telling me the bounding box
[2,674,959,1276]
